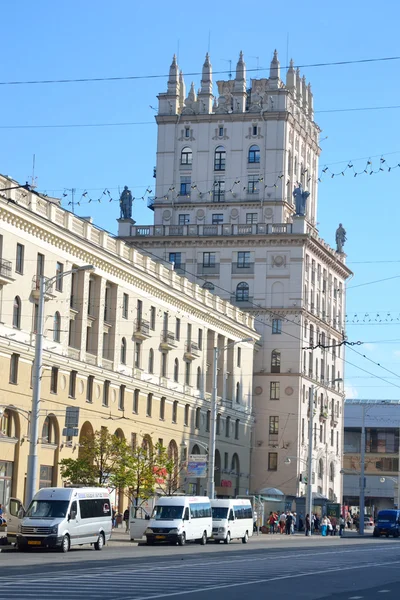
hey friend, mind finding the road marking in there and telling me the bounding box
[124,559,400,600]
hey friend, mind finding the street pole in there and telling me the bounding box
[26,274,46,507]
[208,346,218,500]
[306,384,315,534]
[359,405,366,536]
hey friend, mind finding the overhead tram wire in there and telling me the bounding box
[0,55,399,86]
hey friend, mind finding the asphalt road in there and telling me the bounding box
[1,536,400,599]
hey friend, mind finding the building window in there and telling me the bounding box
[13,296,21,329]
[269,416,279,434]
[271,350,281,373]
[185,361,191,385]
[252,125,258,136]
[246,213,258,224]
[103,380,110,407]
[146,393,152,417]
[248,175,259,194]
[212,214,224,224]
[198,329,203,350]
[236,382,241,404]
[180,176,191,196]
[133,388,139,414]
[237,347,241,367]
[42,417,56,445]
[318,459,324,479]
[236,282,249,301]
[268,452,278,471]
[160,397,166,420]
[172,400,178,423]
[120,337,127,364]
[161,352,167,378]
[39,465,53,488]
[69,370,77,398]
[16,243,24,274]
[219,126,224,137]
[248,145,260,164]
[214,146,226,171]
[181,146,192,165]
[203,252,216,267]
[235,419,240,440]
[195,407,201,429]
[202,282,214,291]
[270,382,280,400]
[175,317,181,341]
[135,343,141,369]
[150,306,156,330]
[178,214,190,225]
[174,358,179,382]
[104,284,111,323]
[237,251,251,268]
[216,413,221,435]
[224,452,229,470]
[53,312,61,343]
[86,375,94,403]
[206,410,210,432]
[184,404,190,426]
[55,262,64,292]
[272,319,282,334]
[213,180,225,202]
[33,303,39,334]
[148,348,154,374]
[225,416,231,437]
[50,367,59,394]
[185,127,190,138]
[301,418,305,444]
[122,293,129,319]
[196,367,202,389]
[9,353,19,384]
[119,385,126,411]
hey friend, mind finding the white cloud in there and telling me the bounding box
[393,349,400,360]
[344,383,359,399]
[363,343,375,352]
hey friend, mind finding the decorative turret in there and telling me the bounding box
[296,68,303,105]
[302,75,308,110]
[308,83,314,120]
[158,54,181,115]
[232,51,247,112]
[198,53,213,113]
[286,59,296,93]
[269,49,280,88]
[167,54,179,95]
[179,70,186,111]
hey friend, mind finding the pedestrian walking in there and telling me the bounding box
[123,507,130,533]
[339,515,345,537]
[279,512,286,534]
[285,512,293,535]
[305,513,311,536]
[112,505,117,529]
[321,516,328,536]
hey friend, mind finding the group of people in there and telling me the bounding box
[305,513,346,536]
[267,511,297,535]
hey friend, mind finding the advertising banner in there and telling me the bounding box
[187,455,208,478]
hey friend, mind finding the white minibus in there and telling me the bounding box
[11,487,112,552]
[211,498,253,544]
[145,496,212,546]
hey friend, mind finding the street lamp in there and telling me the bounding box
[25,264,94,506]
[379,477,400,510]
[208,337,254,500]
[306,378,342,535]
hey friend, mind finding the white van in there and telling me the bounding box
[11,487,112,553]
[145,496,212,546]
[211,498,253,544]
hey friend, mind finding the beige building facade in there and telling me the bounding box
[0,174,257,509]
[119,51,352,502]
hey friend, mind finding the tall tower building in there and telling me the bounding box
[119,51,352,502]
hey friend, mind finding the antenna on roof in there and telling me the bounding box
[29,154,37,189]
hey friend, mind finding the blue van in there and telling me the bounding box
[373,510,400,538]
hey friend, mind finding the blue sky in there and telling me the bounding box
[1,0,400,400]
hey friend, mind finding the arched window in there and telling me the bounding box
[120,337,127,364]
[318,458,324,479]
[271,350,281,373]
[235,419,240,440]
[236,282,249,302]
[248,145,260,164]
[42,415,57,444]
[184,403,190,426]
[174,358,179,382]
[181,146,192,165]
[148,348,154,373]
[225,416,231,438]
[214,146,226,171]
[215,450,221,487]
[236,382,240,404]
[196,366,201,390]
[202,282,215,291]
[216,413,221,435]
[329,462,335,482]
[195,407,201,429]
[13,296,21,329]
[53,312,61,343]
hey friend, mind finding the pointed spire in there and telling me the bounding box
[234,50,246,97]
[167,54,179,94]
[179,70,186,109]
[188,82,196,102]
[296,67,302,103]
[307,82,314,118]
[213,96,218,111]
[270,49,280,80]
[286,57,296,91]
[200,52,213,94]
[302,75,308,108]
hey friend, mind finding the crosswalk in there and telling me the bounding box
[1,545,399,599]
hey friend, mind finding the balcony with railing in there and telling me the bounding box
[133,319,151,340]
[160,330,177,350]
[130,222,293,238]
[184,341,200,360]
[0,258,14,285]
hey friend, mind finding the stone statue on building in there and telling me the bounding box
[335,223,346,253]
[293,184,310,216]
[119,186,133,219]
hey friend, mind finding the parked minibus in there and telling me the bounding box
[8,487,112,552]
[145,496,212,546]
[373,509,400,538]
[211,498,253,544]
